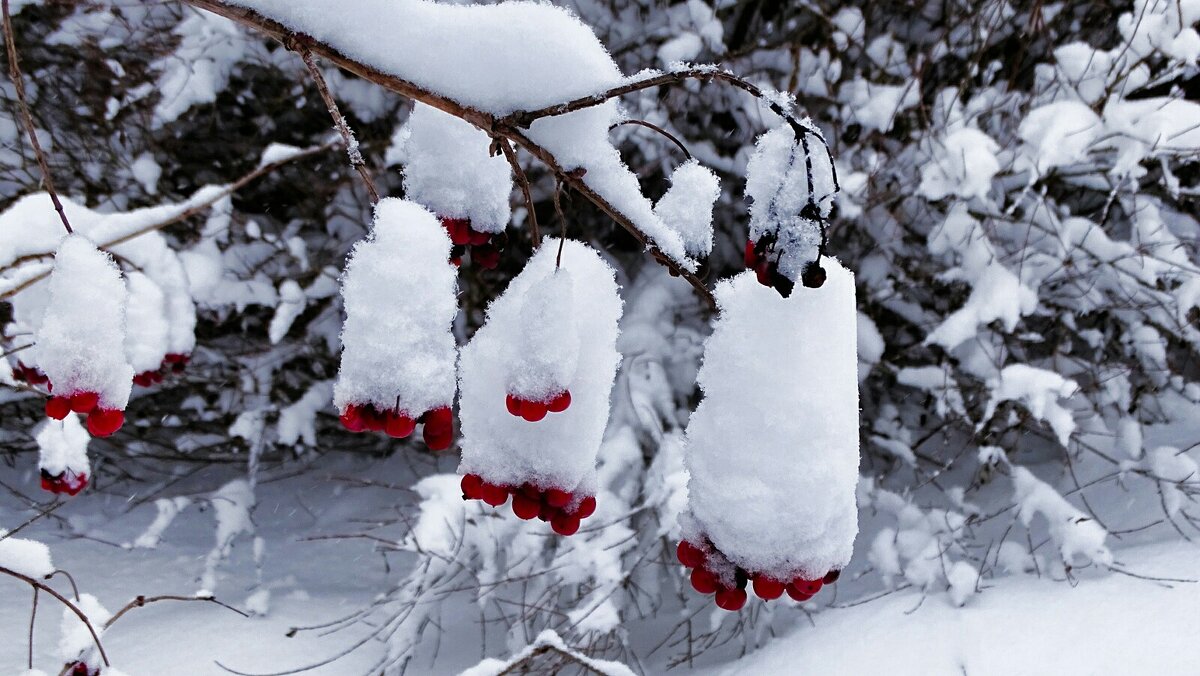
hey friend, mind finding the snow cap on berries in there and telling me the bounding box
[36,414,90,478]
[333,198,459,417]
[124,272,171,375]
[36,235,134,409]
[654,159,720,258]
[394,104,513,234]
[508,269,579,402]
[684,260,859,580]
[458,239,623,490]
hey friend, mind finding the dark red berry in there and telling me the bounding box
[70,391,98,414]
[547,390,571,413]
[574,495,597,519]
[744,239,757,268]
[690,568,718,594]
[823,569,841,584]
[443,217,471,245]
[461,474,484,500]
[544,488,572,508]
[472,244,500,269]
[467,229,491,246]
[752,575,785,600]
[791,577,822,596]
[133,372,153,387]
[505,394,522,417]
[384,411,416,439]
[538,502,557,522]
[512,493,540,520]
[551,513,581,536]
[520,399,547,422]
[676,541,706,568]
[785,582,815,602]
[87,408,124,437]
[422,406,454,450]
[46,396,71,420]
[361,407,385,432]
[480,482,508,507]
[715,587,748,611]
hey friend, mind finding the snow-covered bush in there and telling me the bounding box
[3,0,1200,673]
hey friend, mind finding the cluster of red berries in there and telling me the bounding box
[45,391,125,437]
[11,361,51,388]
[505,390,571,422]
[339,403,454,450]
[133,352,190,387]
[744,236,826,298]
[41,468,88,496]
[460,474,597,535]
[676,540,840,611]
[68,661,98,676]
[441,217,506,269]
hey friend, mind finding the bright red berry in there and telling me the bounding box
[785,582,814,602]
[505,394,522,417]
[340,405,366,432]
[690,568,718,594]
[547,390,571,413]
[480,482,508,507]
[70,391,99,414]
[512,493,540,520]
[87,408,124,437]
[551,513,581,536]
[715,587,748,611]
[520,399,547,422]
[791,577,822,596]
[752,575,785,600]
[443,217,471,245]
[676,541,706,568]
[361,406,385,432]
[574,495,597,519]
[46,396,71,420]
[461,474,484,500]
[744,239,757,268]
[422,406,454,450]
[544,488,572,508]
[384,411,416,439]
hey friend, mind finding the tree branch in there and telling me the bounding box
[104,593,249,629]
[0,565,109,667]
[298,48,380,204]
[496,138,540,247]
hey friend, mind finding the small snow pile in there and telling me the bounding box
[458,239,622,535]
[395,103,512,233]
[124,272,171,383]
[131,497,193,549]
[653,159,720,258]
[681,261,858,610]
[0,530,54,578]
[333,198,459,450]
[36,415,91,496]
[461,630,637,676]
[982,364,1079,447]
[1015,101,1102,176]
[918,127,1000,201]
[201,478,256,593]
[37,235,133,437]
[58,593,111,673]
[1142,446,1200,517]
[277,380,333,447]
[1011,466,1112,568]
[744,123,838,296]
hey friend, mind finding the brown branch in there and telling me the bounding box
[28,587,37,670]
[0,141,333,302]
[497,138,540,247]
[611,119,692,160]
[104,593,249,629]
[298,48,380,204]
[0,565,109,667]
[3,0,73,235]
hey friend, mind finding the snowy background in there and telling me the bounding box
[3,0,1200,674]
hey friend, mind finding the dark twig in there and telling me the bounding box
[28,587,37,670]
[3,0,73,235]
[297,48,380,204]
[610,119,692,160]
[0,566,109,667]
[497,138,540,247]
[104,593,249,629]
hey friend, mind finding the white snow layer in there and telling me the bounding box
[654,159,720,257]
[123,272,171,373]
[333,198,459,416]
[684,261,859,579]
[395,104,512,233]
[506,268,580,402]
[36,236,134,408]
[458,239,622,490]
[0,530,55,579]
[36,415,91,477]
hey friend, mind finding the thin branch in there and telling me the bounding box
[104,593,249,629]
[497,138,540,247]
[610,119,692,160]
[0,565,109,667]
[28,586,37,670]
[2,0,73,235]
[298,48,380,204]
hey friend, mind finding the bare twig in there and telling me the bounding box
[610,119,692,160]
[104,593,249,629]
[497,138,540,247]
[0,565,109,667]
[2,0,73,235]
[298,48,380,204]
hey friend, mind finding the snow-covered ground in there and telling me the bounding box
[3,451,1198,675]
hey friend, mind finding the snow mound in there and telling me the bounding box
[654,159,720,257]
[683,261,859,581]
[0,530,54,579]
[36,415,91,478]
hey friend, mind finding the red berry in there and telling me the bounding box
[62,472,88,496]
[133,372,152,387]
[472,244,500,269]
[384,411,416,438]
[547,390,571,413]
[512,493,540,520]
[715,587,748,611]
[791,577,822,596]
[87,408,124,437]
[537,502,557,522]
[340,405,366,432]
[785,582,815,602]
[755,260,772,286]
[40,471,54,493]
[450,256,462,267]
[505,394,522,417]
[46,396,71,420]
[551,513,581,536]
[520,399,547,422]
[480,482,508,507]
[544,488,572,508]
[690,568,718,594]
[361,406,385,432]
[744,239,757,268]
[823,569,841,584]
[70,391,99,414]
[443,217,471,245]
[752,575,785,600]
[574,495,597,519]
[468,229,491,246]
[461,474,484,500]
[676,541,706,568]
[422,406,454,450]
